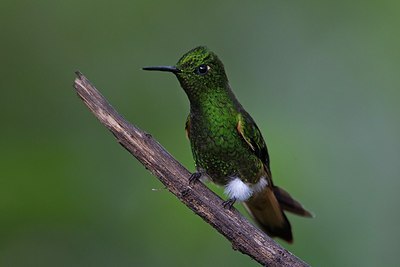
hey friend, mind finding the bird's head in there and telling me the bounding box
[143,46,229,100]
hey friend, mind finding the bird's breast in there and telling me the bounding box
[188,110,261,185]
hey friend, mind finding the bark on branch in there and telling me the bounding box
[73,71,310,267]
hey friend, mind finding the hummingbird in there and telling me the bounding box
[143,46,312,243]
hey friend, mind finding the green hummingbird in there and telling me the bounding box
[143,46,312,243]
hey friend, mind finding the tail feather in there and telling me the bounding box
[244,186,313,243]
[273,186,314,218]
[244,187,293,243]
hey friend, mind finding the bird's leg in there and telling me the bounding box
[222,198,236,209]
[184,171,206,196]
[189,172,202,185]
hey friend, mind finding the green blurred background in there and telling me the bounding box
[1,1,399,266]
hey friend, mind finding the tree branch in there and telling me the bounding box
[73,71,310,267]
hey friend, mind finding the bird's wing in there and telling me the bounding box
[185,114,190,140]
[236,112,271,176]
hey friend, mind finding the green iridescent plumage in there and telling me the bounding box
[176,47,265,185]
[143,46,312,242]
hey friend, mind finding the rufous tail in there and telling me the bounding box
[243,186,312,243]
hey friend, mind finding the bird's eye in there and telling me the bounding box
[195,64,210,75]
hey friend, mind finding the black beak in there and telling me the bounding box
[142,66,181,74]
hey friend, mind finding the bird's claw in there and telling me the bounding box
[222,198,236,209]
[189,172,202,185]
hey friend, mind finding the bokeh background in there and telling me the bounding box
[1,1,399,266]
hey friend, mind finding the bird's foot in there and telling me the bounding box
[222,198,236,209]
[189,172,202,185]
